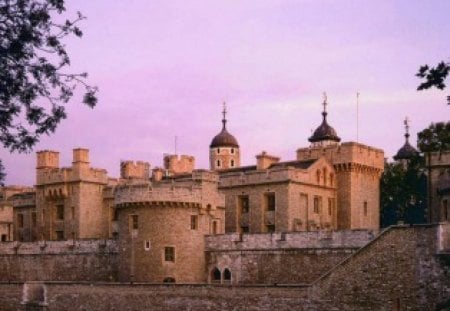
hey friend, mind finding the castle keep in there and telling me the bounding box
[0,97,448,310]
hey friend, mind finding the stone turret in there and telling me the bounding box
[209,103,240,170]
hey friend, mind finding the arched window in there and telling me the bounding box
[163,277,176,283]
[323,168,327,185]
[330,173,334,187]
[223,268,231,282]
[211,267,221,283]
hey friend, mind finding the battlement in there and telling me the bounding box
[426,150,450,167]
[164,154,195,175]
[205,230,374,251]
[36,150,59,169]
[120,160,150,179]
[72,148,89,164]
[296,141,384,171]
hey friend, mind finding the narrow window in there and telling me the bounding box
[1,234,7,242]
[217,160,221,167]
[56,204,64,220]
[217,148,220,154]
[323,168,327,185]
[266,224,275,233]
[71,206,75,219]
[163,277,175,283]
[330,173,334,186]
[266,193,276,211]
[144,240,151,251]
[231,148,235,154]
[211,267,221,283]
[212,221,218,235]
[190,215,198,230]
[364,201,368,216]
[17,214,24,228]
[164,247,175,262]
[230,159,235,167]
[32,212,37,227]
[129,214,139,232]
[223,268,232,282]
[239,196,249,214]
[316,170,321,184]
[328,198,332,216]
[313,196,320,214]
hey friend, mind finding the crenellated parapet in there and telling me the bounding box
[120,161,150,180]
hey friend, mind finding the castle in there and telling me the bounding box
[0,98,449,310]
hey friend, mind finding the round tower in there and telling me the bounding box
[209,103,240,170]
[308,93,341,147]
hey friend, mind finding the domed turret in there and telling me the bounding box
[394,117,418,161]
[209,103,240,170]
[309,94,341,147]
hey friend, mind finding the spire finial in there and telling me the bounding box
[404,116,410,141]
[222,102,227,130]
[322,92,328,113]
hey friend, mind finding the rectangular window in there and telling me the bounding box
[443,199,448,220]
[165,247,175,262]
[364,201,368,216]
[144,240,151,251]
[71,206,75,219]
[231,148,234,154]
[239,196,249,214]
[129,215,139,231]
[266,193,276,211]
[266,224,275,233]
[32,212,37,227]
[56,204,64,220]
[55,230,64,241]
[241,226,249,233]
[190,215,198,230]
[1,234,7,242]
[313,196,321,214]
[17,214,24,228]
[328,198,332,216]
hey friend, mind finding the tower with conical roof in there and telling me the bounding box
[209,103,240,170]
[308,93,341,147]
[394,117,418,163]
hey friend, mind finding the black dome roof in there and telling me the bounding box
[210,107,239,148]
[210,128,239,148]
[308,111,341,143]
[394,134,418,161]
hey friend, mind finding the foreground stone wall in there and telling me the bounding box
[205,230,374,284]
[310,225,450,310]
[0,240,118,282]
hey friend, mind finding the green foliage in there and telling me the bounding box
[417,121,450,153]
[416,61,450,105]
[380,155,427,227]
[0,0,97,153]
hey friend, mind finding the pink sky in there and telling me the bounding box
[1,0,449,186]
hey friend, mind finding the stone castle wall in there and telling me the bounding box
[0,240,118,282]
[427,150,450,223]
[205,230,374,285]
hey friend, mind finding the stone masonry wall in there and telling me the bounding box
[310,225,450,310]
[205,230,374,284]
[0,240,118,282]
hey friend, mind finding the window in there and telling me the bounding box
[363,201,368,216]
[266,193,276,211]
[231,148,235,154]
[223,268,231,282]
[230,159,235,167]
[323,168,327,185]
[328,198,332,216]
[241,226,249,233]
[1,234,6,242]
[330,174,334,187]
[313,196,320,214]
[316,170,321,184]
[190,215,198,230]
[212,221,218,235]
[71,206,75,219]
[211,267,221,283]
[239,196,249,214]
[217,160,221,167]
[129,215,139,231]
[443,199,448,220]
[32,212,37,227]
[266,224,275,233]
[56,204,64,220]
[163,277,176,283]
[144,240,151,251]
[55,230,64,241]
[217,148,220,154]
[165,247,175,262]
[17,214,24,228]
